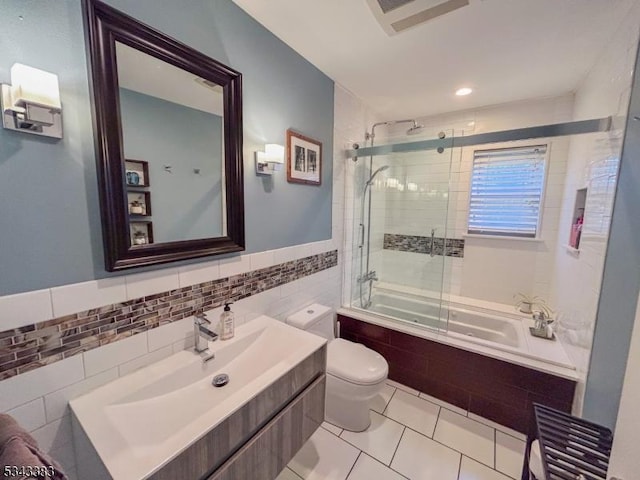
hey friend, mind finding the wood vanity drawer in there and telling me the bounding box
[208,374,326,480]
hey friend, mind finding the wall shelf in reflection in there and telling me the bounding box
[125,159,150,187]
[130,221,154,246]
[127,190,151,217]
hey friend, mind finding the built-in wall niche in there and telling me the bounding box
[130,221,154,246]
[125,159,150,187]
[127,191,151,217]
[566,187,587,254]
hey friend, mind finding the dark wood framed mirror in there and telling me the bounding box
[84,0,244,271]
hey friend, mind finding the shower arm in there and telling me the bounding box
[366,119,420,140]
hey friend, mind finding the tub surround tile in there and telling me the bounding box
[339,314,576,433]
[433,408,495,467]
[0,250,338,380]
[340,411,404,466]
[383,233,465,258]
[390,428,461,480]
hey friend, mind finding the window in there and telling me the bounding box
[468,145,547,238]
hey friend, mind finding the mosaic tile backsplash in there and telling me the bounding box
[383,234,465,258]
[0,250,338,380]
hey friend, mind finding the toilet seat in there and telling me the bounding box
[327,339,388,386]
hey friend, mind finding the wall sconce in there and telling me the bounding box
[255,143,284,175]
[1,63,63,139]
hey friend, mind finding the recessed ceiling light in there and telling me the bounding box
[456,87,473,96]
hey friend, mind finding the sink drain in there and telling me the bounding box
[212,374,229,387]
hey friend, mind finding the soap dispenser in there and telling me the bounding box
[220,303,235,340]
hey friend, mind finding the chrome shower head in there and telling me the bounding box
[366,165,389,186]
[406,122,425,135]
[367,118,423,140]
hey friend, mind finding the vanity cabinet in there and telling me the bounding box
[147,346,326,480]
[209,375,325,480]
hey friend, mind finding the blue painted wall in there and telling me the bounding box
[583,45,640,429]
[0,0,334,296]
[119,88,224,243]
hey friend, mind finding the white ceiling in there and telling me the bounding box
[233,0,636,119]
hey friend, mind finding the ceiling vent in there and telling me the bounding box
[366,0,469,35]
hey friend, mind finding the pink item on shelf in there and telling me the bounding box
[569,224,580,248]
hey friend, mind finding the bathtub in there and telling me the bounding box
[346,283,576,379]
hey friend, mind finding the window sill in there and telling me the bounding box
[462,234,545,243]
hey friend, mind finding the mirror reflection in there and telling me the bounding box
[115,42,225,246]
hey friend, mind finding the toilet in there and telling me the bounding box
[287,304,388,432]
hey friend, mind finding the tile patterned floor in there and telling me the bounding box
[278,380,527,480]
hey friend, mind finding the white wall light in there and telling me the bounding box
[455,87,473,96]
[255,143,284,175]
[1,63,62,138]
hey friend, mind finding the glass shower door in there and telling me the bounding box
[350,131,453,333]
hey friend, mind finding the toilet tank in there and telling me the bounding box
[286,304,335,340]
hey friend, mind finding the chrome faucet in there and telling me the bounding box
[194,312,218,357]
[357,270,378,283]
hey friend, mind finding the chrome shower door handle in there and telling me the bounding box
[430,228,436,257]
[359,223,365,247]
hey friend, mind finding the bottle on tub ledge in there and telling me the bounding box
[220,302,235,340]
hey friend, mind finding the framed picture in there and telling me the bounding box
[286,129,322,185]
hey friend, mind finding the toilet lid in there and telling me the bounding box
[327,339,388,386]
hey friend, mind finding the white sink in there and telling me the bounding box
[70,315,326,480]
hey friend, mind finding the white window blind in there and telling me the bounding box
[468,145,547,238]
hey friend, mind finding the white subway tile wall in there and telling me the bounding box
[51,278,127,318]
[125,268,181,300]
[0,289,53,331]
[177,260,221,288]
